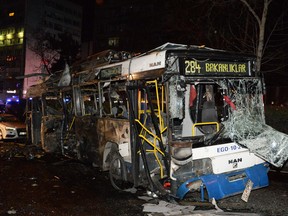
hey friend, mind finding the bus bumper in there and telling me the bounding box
[176,163,269,200]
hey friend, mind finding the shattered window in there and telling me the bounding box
[111,90,128,118]
[101,82,128,118]
[169,79,226,139]
[102,91,112,116]
[169,76,288,167]
[83,94,97,115]
[222,78,288,167]
[221,79,266,139]
[45,96,63,115]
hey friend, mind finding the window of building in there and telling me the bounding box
[108,37,119,47]
[6,39,12,45]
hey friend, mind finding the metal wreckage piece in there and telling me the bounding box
[221,78,288,168]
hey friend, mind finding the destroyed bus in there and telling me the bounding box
[26,43,288,201]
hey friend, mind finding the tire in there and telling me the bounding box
[109,152,129,190]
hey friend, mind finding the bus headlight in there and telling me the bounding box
[193,158,213,176]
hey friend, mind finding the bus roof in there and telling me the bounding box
[26,43,256,97]
[94,43,255,80]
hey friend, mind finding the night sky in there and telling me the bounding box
[77,0,288,86]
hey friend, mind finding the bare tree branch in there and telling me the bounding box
[239,0,261,26]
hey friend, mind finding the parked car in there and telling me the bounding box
[0,113,26,141]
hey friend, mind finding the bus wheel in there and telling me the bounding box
[109,152,128,190]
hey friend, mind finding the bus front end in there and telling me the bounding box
[166,49,271,201]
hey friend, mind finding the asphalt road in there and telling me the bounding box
[0,141,287,216]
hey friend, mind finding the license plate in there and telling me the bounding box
[241,179,253,202]
[19,132,26,135]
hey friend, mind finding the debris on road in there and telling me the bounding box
[7,209,17,215]
[0,141,287,216]
[142,199,262,216]
[241,179,253,202]
[142,200,196,215]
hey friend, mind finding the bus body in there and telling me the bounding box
[26,43,271,201]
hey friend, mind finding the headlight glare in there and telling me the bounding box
[5,127,16,131]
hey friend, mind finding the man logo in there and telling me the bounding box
[228,158,243,164]
[149,62,161,67]
[228,158,242,168]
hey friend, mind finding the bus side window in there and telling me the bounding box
[111,90,128,118]
[102,92,112,116]
[83,95,96,115]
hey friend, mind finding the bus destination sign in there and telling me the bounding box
[183,59,250,76]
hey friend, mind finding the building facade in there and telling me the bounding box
[0,0,25,101]
[0,0,82,100]
[93,0,167,53]
[92,0,201,53]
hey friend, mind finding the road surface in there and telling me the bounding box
[0,141,287,216]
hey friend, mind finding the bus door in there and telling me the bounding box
[168,78,227,192]
[190,83,224,137]
[26,97,42,146]
[169,80,224,141]
[127,80,169,194]
[40,90,74,153]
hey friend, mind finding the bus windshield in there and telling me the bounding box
[169,77,264,140]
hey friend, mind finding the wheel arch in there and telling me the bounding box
[102,141,119,171]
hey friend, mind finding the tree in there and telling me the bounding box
[28,30,60,75]
[163,0,288,77]
[50,32,80,72]
[238,0,271,72]
[208,0,288,74]
[28,29,80,75]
